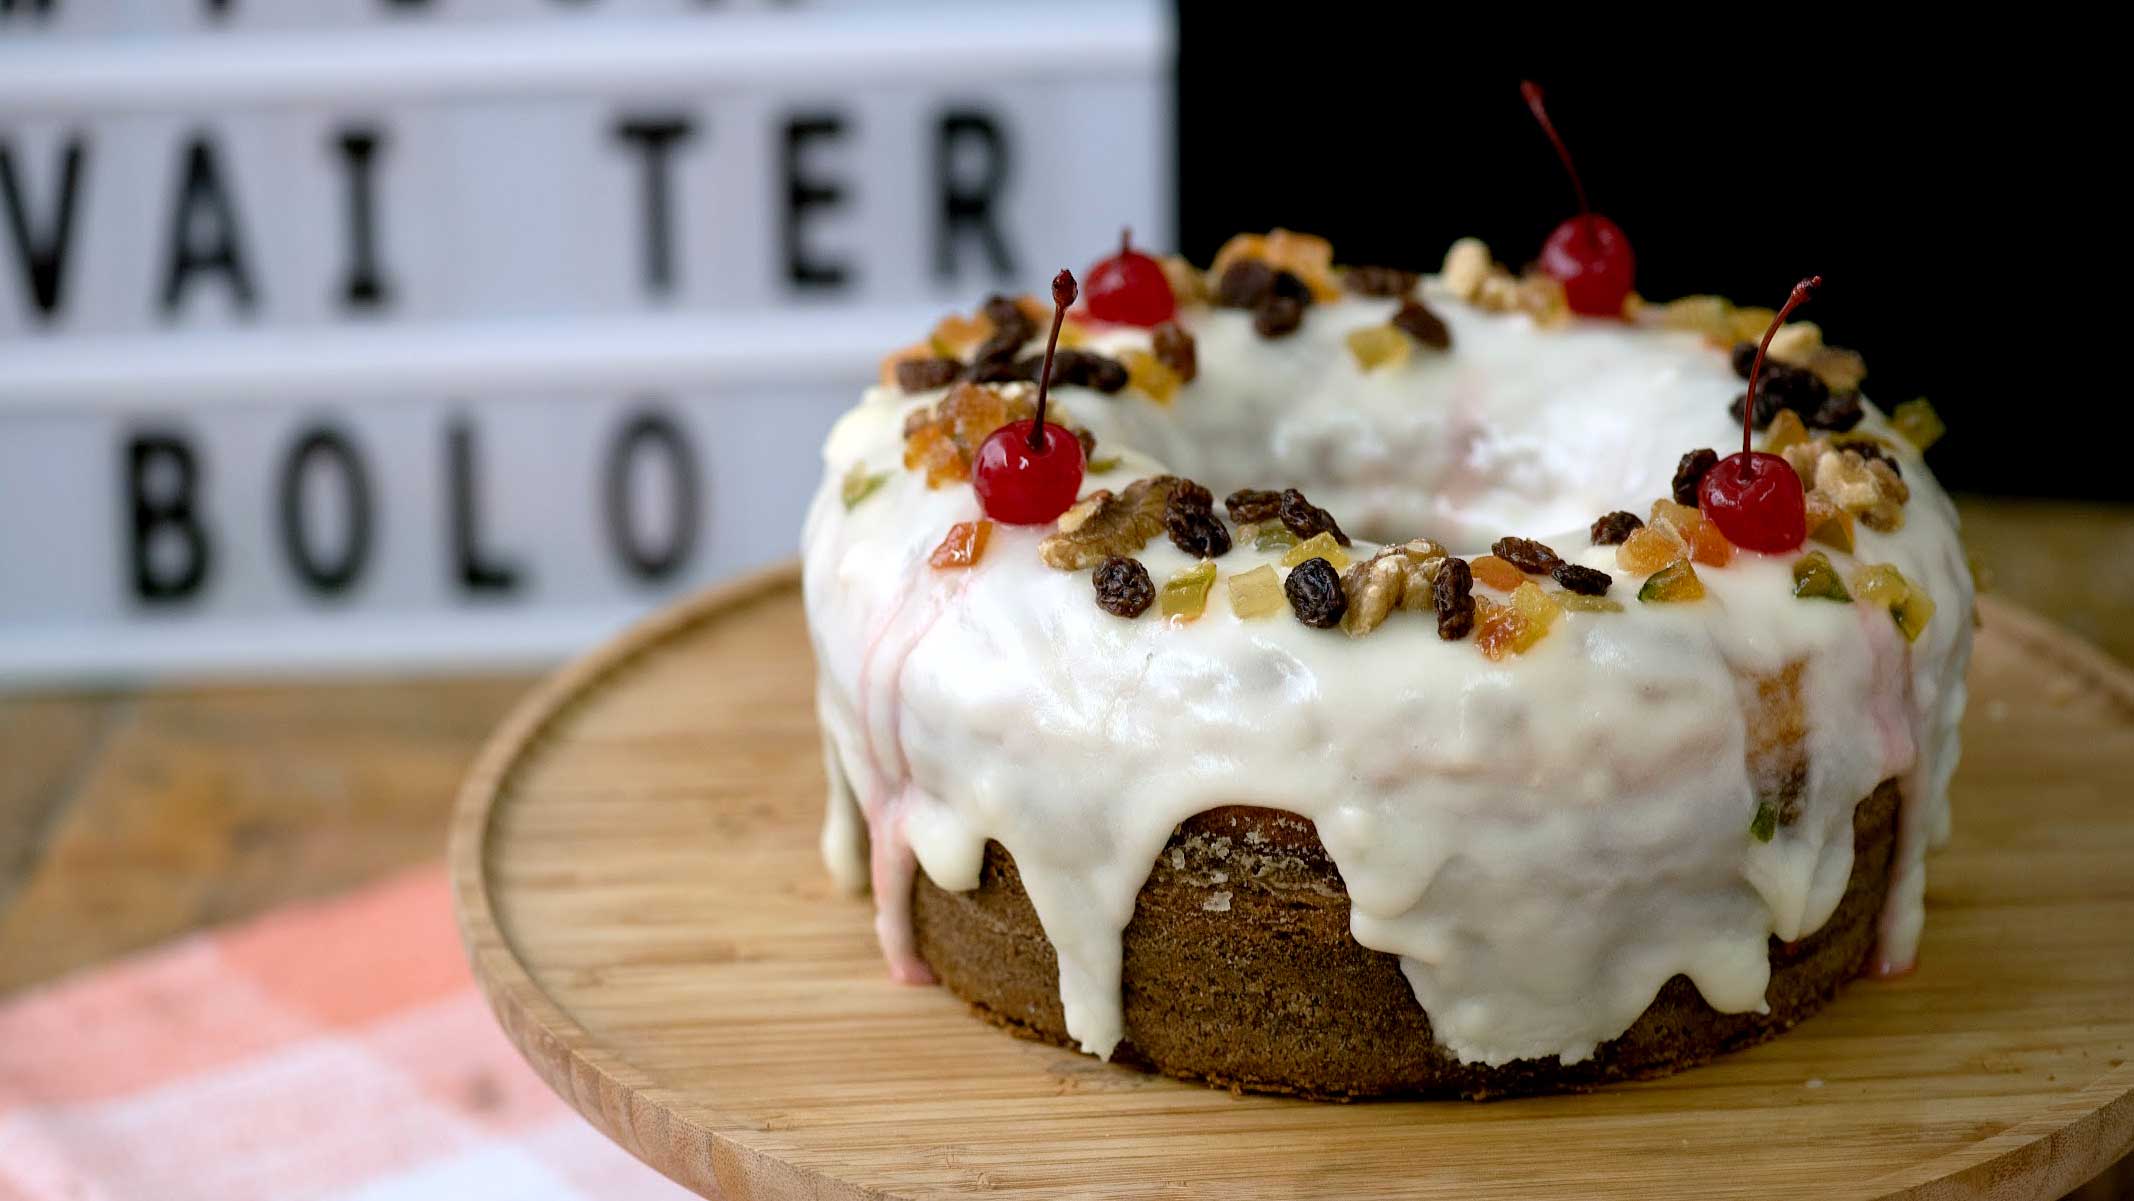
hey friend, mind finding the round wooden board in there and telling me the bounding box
[451,564,2134,1201]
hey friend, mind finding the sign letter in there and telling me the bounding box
[160,133,258,318]
[602,407,700,582]
[125,432,213,603]
[277,424,373,595]
[782,113,849,290]
[934,109,1014,282]
[0,133,85,321]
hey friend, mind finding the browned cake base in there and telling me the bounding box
[912,781,1899,1100]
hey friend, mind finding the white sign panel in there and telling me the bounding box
[0,3,1175,684]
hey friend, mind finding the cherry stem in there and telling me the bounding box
[1029,268,1078,452]
[1119,227,1133,257]
[1521,80,1592,235]
[1740,274,1823,475]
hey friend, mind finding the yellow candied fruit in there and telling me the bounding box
[1638,560,1706,603]
[1473,595,1526,661]
[1558,593,1625,613]
[1507,581,1562,652]
[1123,349,1181,404]
[1792,550,1851,602]
[1761,409,1812,454]
[1226,563,1283,620]
[1891,398,1946,451]
[1728,306,1779,345]
[1805,491,1856,553]
[928,520,992,570]
[1469,554,1527,591]
[1253,524,1299,552]
[1086,455,1122,475]
[1650,498,1734,567]
[1281,532,1350,570]
[1160,560,1218,623]
[1648,294,1736,341]
[929,311,992,358]
[1345,324,1412,372]
[840,463,888,510]
[1852,563,1934,641]
[1617,524,1686,575]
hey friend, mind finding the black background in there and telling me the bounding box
[1174,16,2098,500]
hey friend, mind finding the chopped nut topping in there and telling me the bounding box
[1814,447,1906,533]
[1441,238,1492,301]
[1038,475,1182,570]
[1891,398,1945,450]
[1159,255,1206,307]
[1338,539,1447,636]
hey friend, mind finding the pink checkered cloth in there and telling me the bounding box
[0,867,700,1201]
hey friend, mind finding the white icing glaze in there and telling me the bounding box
[802,286,1972,1067]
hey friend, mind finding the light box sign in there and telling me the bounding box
[0,2,1174,686]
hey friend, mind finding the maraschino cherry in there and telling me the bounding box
[1081,228,1176,327]
[973,269,1087,524]
[1521,81,1635,318]
[1699,276,1820,553]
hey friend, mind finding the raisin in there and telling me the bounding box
[981,294,1035,342]
[1344,264,1418,297]
[1433,557,1475,640]
[1076,427,1098,462]
[1216,260,1276,308]
[1590,510,1644,545]
[894,356,962,392]
[1279,488,1350,546]
[1391,298,1452,350]
[1551,562,1613,596]
[1164,479,1232,558]
[1491,536,1562,575]
[1269,269,1314,303]
[1152,321,1198,383]
[1166,506,1232,558]
[1074,350,1130,394]
[1728,387,1788,430]
[1093,555,1155,618]
[1284,556,1347,628]
[1010,348,1129,394]
[1253,295,1306,338]
[969,328,1027,369]
[1225,488,1283,524]
[1806,390,1864,432]
[1672,448,1718,505]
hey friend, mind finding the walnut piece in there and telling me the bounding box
[1039,476,1183,570]
[1338,539,1447,636]
[1441,238,1491,301]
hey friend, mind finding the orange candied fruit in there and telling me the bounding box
[1123,349,1181,404]
[879,342,932,387]
[1473,595,1523,661]
[927,520,992,569]
[902,382,1035,488]
[1211,229,1343,303]
[1650,499,1734,567]
[1616,524,1685,575]
[1469,553,1527,592]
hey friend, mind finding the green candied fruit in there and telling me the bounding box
[1890,398,1946,451]
[1636,560,1704,603]
[1750,800,1779,843]
[1253,524,1300,552]
[840,462,888,510]
[1086,455,1122,475]
[1159,560,1218,623]
[1893,589,1936,642]
[1791,551,1852,602]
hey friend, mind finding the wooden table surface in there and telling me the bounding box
[4,495,2130,1197]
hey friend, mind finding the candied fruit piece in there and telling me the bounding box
[1750,800,1779,843]
[929,311,992,358]
[1728,306,1779,345]
[1253,524,1300,552]
[1648,294,1735,340]
[1160,560,1218,623]
[1557,593,1624,613]
[1507,581,1562,651]
[1123,349,1181,404]
[1761,409,1811,453]
[1469,554,1526,591]
[1345,324,1412,372]
[1805,492,1856,553]
[1617,524,1686,575]
[1891,398,1946,450]
[880,342,933,387]
[901,381,1041,487]
[1650,498,1734,567]
[1226,563,1283,619]
[840,463,888,510]
[928,520,992,569]
[1637,560,1705,603]
[1472,595,1527,661]
[1281,531,1351,570]
[1791,551,1851,602]
[1087,455,1122,475]
[1853,564,1933,641]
